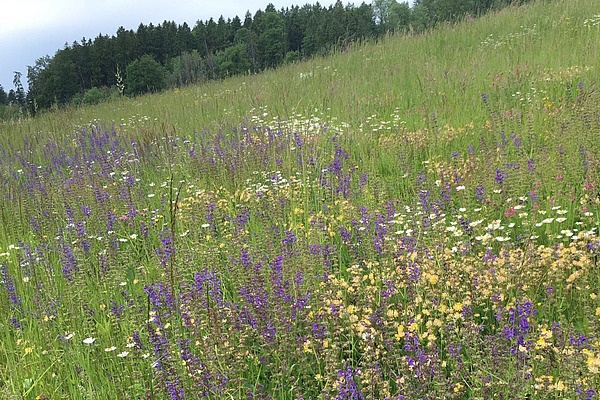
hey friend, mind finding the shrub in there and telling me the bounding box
[82,87,105,105]
[125,55,166,96]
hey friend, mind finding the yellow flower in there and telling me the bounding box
[587,354,600,374]
[453,382,463,392]
[303,340,311,353]
[395,324,405,340]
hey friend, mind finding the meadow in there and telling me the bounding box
[1,0,600,398]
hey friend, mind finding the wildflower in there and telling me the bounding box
[83,337,96,344]
[105,346,117,352]
[395,324,405,340]
[587,353,600,373]
[303,340,311,353]
[117,351,129,357]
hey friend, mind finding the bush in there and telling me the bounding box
[82,87,105,105]
[125,55,166,96]
[2,104,24,120]
[284,50,301,64]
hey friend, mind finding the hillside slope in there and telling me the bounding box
[1,0,598,138]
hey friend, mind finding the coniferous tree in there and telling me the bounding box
[13,71,27,109]
[7,89,16,105]
[0,85,7,105]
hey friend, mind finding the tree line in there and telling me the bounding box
[0,0,531,118]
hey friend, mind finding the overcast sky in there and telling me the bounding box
[0,0,344,92]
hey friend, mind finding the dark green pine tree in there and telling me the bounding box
[13,71,27,108]
[0,84,7,105]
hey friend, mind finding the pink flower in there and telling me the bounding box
[119,215,128,221]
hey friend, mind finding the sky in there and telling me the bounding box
[0,0,343,92]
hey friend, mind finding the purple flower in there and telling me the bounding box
[494,168,505,185]
[282,229,296,246]
[475,184,485,202]
[335,362,364,399]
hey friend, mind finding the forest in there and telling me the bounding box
[0,0,529,118]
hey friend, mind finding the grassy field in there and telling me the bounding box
[1,0,600,398]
